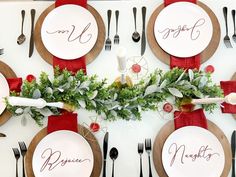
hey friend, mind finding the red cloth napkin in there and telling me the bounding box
[47,112,78,133]
[164,0,196,6]
[164,0,201,70]
[53,0,88,74]
[220,81,236,114]
[6,78,22,92]
[174,109,208,129]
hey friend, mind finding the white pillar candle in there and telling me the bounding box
[117,47,127,72]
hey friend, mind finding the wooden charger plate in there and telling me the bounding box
[153,120,231,177]
[34,4,105,65]
[0,61,16,126]
[147,1,221,65]
[231,72,236,120]
[25,125,102,177]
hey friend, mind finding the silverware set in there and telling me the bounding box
[223,7,236,48]
[12,142,28,177]
[102,132,119,177]
[138,138,153,177]
[105,9,120,51]
[17,9,36,57]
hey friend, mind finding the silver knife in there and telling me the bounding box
[0,133,6,137]
[231,130,235,177]
[141,6,146,56]
[102,132,109,177]
[29,9,36,58]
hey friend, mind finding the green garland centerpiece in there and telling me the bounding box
[6,67,223,126]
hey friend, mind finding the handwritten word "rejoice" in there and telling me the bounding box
[40,148,91,172]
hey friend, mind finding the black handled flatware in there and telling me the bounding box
[18,142,27,177]
[102,132,109,177]
[12,148,20,177]
[17,10,26,45]
[145,138,153,177]
[138,143,144,177]
[29,9,36,57]
[110,147,119,177]
[232,10,236,43]
[141,6,146,56]
[223,7,233,48]
[0,133,6,137]
[231,130,235,177]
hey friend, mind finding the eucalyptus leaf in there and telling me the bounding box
[57,74,64,82]
[79,81,91,90]
[194,90,204,98]
[160,79,167,88]
[156,75,161,86]
[144,85,162,96]
[199,76,208,88]
[176,71,186,83]
[91,100,97,108]
[78,100,86,108]
[32,89,41,99]
[67,76,73,82]
[57,88,64,92]
[168,88,183,98]
[89,90,98,100]
[15,108,23,114]
[46,87,53,94]
[188,69,194,82]
[113,93,118,100]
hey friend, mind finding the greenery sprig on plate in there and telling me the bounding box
[6,67,223,126]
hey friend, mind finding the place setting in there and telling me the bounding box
[34,2,105,66]
[147,0,221,66]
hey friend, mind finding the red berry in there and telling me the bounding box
[163,103,173,113]
[205,65,215,73]
[26,74,36,82]
[131,64,141,73]
[89,122,100,132]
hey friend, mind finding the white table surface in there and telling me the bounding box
[0,0,235,177]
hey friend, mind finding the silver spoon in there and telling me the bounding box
[110,147,119,177]
[132,7,140,42]
[17,10,26,45]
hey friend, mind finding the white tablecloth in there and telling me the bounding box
[0,0,235,177]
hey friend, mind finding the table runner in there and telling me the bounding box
[164,0,201,70]
[52,0,88,74]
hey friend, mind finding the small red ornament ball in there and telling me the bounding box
[26,74,36,82]
[163,103,173,113]
[90,122,100,132]
[131,64,141,73]
[205,65,215,73]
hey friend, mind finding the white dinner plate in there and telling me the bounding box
[0,73,9,115]
[154,2,213,57]
[32,130,94,177]
[162,126,225,177]
[41,4,98,60]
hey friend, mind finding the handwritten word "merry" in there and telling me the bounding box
[158,18,206,40]
[46,23,92,44]
[40,148,91,172]
[168,143,220,167]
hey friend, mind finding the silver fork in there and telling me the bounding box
[12,148,20,177]
[105,10,112,51]
[223,7,233,48]
[138,143,144,177]
[145,138,153,177]
[232,9,236,43]
[18,142,27,177]
[114,10,120,44]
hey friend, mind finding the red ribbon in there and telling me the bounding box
[220,81,236,114]
[164,0,200,70]
[53,0,88,74]
[174,109,208,130]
